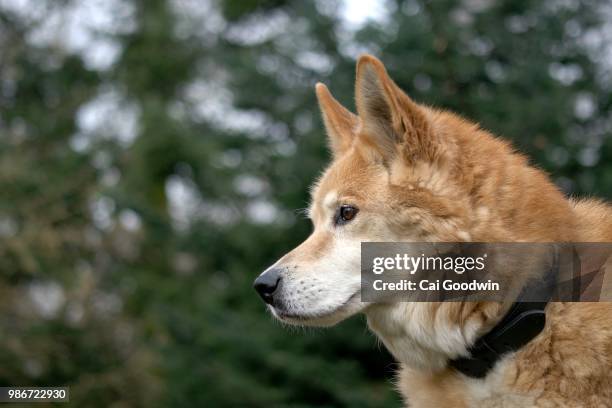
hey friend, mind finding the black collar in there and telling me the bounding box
[448,249,558,379]
[448,301,548,378]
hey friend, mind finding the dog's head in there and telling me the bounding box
[254,55,475,327]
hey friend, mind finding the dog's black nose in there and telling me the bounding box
[254,268,282,305]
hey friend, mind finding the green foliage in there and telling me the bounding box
[0,0,610,406]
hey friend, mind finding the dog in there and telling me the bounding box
[253,55,612,407]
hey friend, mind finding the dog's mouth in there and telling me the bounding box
[270,291,362,326]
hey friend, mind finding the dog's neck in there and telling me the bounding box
[365,302,504,373]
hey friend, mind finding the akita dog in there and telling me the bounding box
[254,55,612,407]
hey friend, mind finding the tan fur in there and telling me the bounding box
[261,55,612,407]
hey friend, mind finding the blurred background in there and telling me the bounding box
[1,0,612,406]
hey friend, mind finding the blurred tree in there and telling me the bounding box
[0,0,610,407]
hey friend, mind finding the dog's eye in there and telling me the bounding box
[335,205,358,225]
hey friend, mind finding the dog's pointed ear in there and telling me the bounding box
[355,55,436,163]
[316,83,359,158]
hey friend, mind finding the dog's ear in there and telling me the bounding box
[316,83,359,158]
[355,55,437,164]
